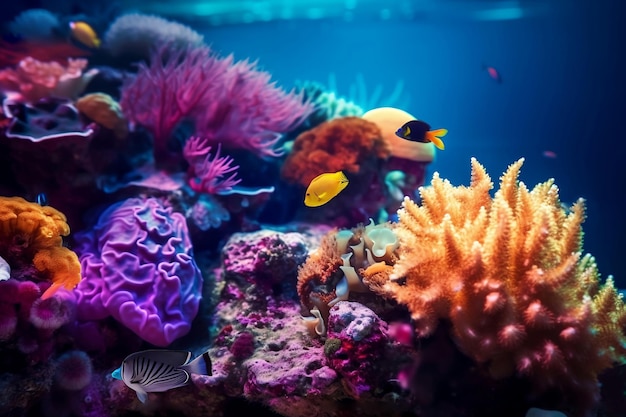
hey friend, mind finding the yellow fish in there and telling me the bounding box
[69,21,101,49]
[304,171,349,207]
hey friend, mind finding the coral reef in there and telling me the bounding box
[120,45,312,166]
[0,57,97,103]
[297,220,399,335]
[0,196,82,299]
[73,197,203,346]
[325,301,389,397]
[183,137,241,194]
[104,13,205,61]
[0,5,622,415]
[282,116,389,187]
[7,9,60,42]
[364,158,626,415]
[222,229,309,296]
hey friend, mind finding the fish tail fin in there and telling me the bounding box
[182,352,212,376]
[427,130,446,150]
[430,129,448,137]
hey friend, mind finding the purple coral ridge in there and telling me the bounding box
[73,197,203,346]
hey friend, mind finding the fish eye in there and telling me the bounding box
[306,193,310,196]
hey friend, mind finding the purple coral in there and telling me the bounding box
[73,197,203,346]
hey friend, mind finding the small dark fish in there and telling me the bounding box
[483,64,502,83]
[36,193,47,206]
[112,349,212,403]
[395,120,447,150]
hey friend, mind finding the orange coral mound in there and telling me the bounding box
[281,116,390,187]
[0,196,82,299]
[365,158,626,413]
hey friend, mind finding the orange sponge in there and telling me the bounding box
[282,116,389,187]
[0,196,82,299]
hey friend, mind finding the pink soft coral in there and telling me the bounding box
[0,57,96,102]
[194,58,313,158]
[120,47,229,165]
[183,136,241,194]
[120,46,312,166]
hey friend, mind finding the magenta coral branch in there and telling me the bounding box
[184,136,241,194]
[120,46,230,165]
[194,58,313,158]
[121,44,312,165]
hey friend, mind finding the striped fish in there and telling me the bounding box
[111,349,212,403]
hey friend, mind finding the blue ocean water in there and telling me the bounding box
[193,0,626,285]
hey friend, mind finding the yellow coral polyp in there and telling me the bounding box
[0,197,82,298]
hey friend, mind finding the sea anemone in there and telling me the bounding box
[29,294,74,330]
[103,13,204,61]
[0,304,18,341]
[55,350,93,391]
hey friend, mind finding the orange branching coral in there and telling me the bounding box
[281,116,390,187]
[0,196,82,299]
[297,231,344,315]
[367,158,626,412]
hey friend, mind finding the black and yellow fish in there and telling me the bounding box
[395,120,447,150]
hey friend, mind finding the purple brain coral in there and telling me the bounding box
[73,198,203,346]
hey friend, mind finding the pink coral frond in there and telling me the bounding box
[183,137,241,194]
[120,46,230,164]
[194,58,313,158]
